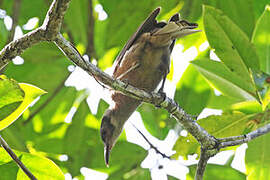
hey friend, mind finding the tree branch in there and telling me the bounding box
[195,148,211,180]
[0,0,71,70]
[2,1,270,179]
[218,123,270,148]
[54,33,217,150]
[0,135,37,180]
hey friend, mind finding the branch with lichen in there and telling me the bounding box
[0,0,71,69]
[0,0,270,179]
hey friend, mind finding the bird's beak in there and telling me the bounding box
[104,144,111,167]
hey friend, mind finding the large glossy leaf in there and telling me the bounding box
[207,92,241,110]
[173,112,253,159]
[187,164,246,180]
[191,59,257,101]
[216,0,255,38]
[174,65,212,115]
[252,6,270,74]
[0,83,46,131]
[253,0,270,20]
[0,148,64,180]
[246,131,270,180]
[203,6,259,82]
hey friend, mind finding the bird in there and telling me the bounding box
[100,7,200,166]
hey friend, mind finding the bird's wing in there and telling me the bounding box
[113,7,161,75]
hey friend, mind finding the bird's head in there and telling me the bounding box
[100,109,124,166]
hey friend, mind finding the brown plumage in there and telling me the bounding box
[100,7,200,166]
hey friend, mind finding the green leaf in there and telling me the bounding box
[175,65,212,115]
[0,148,64,180]
[187,164,246,180]
[1,0,48,27]
[216,0,255,38]
[230,101,262,114]
[5,42,71,93]
[0,75,24,110]
[180,0,203,22]
[0,83,46,131]
[253,0,270,20]
[207,93,241,110]
[138,104,176,139]
[252,6,270,74]
[110,166,150,180]
[173,112,253,159]
[0,19,9,49]
[106,142,148,179]
[246,131,270,180]
[191,59,257,101]
[0,160,19,180]
[203,6,259,80]
[63,100,90,175]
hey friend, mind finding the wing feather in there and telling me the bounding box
[113,7,161,75]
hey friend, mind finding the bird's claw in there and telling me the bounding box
[122,79,130,88]
[155,89,167,108]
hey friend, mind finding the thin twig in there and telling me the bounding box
[0,135,37,180]
[86,0,96,59]
[23,73,69,125]
[219,123,270,148]
[130,122,171,159]
[7,0,22,43]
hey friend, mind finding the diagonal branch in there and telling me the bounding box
[0,135,37,180]
[54,33,217,149]
[3,1,270,179]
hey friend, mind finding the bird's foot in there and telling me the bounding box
[121,79,130,88]
[155,89,167,108]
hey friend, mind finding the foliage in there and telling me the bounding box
[0,0,270,179]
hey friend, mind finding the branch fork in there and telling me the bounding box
[0,0,270,179]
